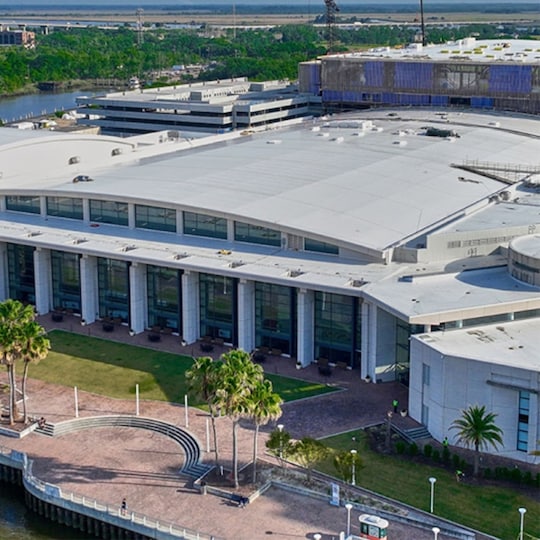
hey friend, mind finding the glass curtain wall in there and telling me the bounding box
[51,251,81,313]
[314,292,360,366]
[7,243,35,304]
[199,273,236,343]
[46,197,83,220]
[97,258,130,322]
[6,195,40,214]
[147,265,181,332]
[254,282,296,355]
[396,319,424,383]
[135,205,176,233]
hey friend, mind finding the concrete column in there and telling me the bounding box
[366,301,378,382]
[33,248,51,315]
[128,204,136,229]
[0,197,6,212]
[181,270,199,344]
[237,279,255,352]
[296,288,314,367]
[40,196,47,217]
[82,199,90,223]
[80,255,98,324]
[424,324,431,333]
[129,262,146,334]
[0,242,8,301]
[227,220,235,242]
[361,301,370,380]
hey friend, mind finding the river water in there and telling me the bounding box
[0,483,92,539]
[0,89,105,124]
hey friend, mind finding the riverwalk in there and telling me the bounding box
[0,314,475,540]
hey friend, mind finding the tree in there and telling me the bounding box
[20,320,50,424]
[217,350,263,488]
[186,356,224,467]
[248,379,282,483]
[266,426,293,466]
[333,449,363,484]
[0,300,40,424]
[291,437,329,482]
[450,405,503,476]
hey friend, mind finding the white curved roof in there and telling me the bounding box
[1,110,539,258]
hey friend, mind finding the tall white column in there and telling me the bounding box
[297,288,314,367]
[82,199,90,223]
[80,255,98,324]
[128,204,136,229]
[0,242,8,301]
[366,301,378,382]
[129,262,146,334]
[361,301,370,379]
[237,279,255,352]
[181,270,199,344]
[227,220,235,241]
[33,248,51,315]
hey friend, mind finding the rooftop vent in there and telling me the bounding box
[229,260,244,268]
[287,269,304,278]
[68,156,81,165]
[120,245,137,252]
[349,279,365,288]
[72,238,87,245]
[26,231,41,237]
[111,148,122,156]
[173,252,189,260]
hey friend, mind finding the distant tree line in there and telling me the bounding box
[0,22,535,95]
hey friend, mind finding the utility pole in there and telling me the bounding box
[420,0,426,46]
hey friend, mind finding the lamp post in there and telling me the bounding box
[345,502,353,537]
[350,449,357,486]
[518,507,527,540]
[314,534,322,540]
[429,477,437,514]
[277,424,284,459]
[432,526,440,540]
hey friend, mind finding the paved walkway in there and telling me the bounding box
[0,314,456,540]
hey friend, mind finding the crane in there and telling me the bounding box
[324,0,339,54]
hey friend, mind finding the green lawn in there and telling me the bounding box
[316,431,540,540]
[25,330,337,405]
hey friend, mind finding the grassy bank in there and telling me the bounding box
[24,330,337,405]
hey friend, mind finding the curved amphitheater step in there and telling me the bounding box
[34,415,212,478]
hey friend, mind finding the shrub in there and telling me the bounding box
[431,449,440,463]
[395,441,406,454]
[510,467,522,484]
[442,446,450,463]
[423,444,433,458]
[522,471,533,486]
[452,454,461,469]
[408,442,419,456]
[484,468,492,479]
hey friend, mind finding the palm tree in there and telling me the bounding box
[450,404,504,476]
[217,350,263,488]
[248,379,282,483]
[0,300,35,424]
[186,356,224,467]
[20,320,50,423]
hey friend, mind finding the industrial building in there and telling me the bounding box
[299,38,540,114]
[0,107,538,463]
[0,27,35,48]
[75,78,311,136]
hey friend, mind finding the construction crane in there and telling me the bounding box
[136,8,144,47]
[324,0,339,54]
[419,0,426,46]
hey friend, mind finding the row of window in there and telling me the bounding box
[5,244,362,365]
[4,195,338,254]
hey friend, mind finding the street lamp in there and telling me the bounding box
[277,424,284,459]
[518,507,527,540]
[345,502,353,537]
[429,477,437,514]
[432,526,440,540]
[314,534,322,540]
[350,449,357,486]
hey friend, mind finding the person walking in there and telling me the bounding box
[392,399,399,413]
[121,498,127,515]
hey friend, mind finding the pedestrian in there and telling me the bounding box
[392,399,398,413]
[455,470,464,482]
[121,497,127,515]
[443,436,449,447]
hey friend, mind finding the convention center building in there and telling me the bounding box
[0,107,538,463]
